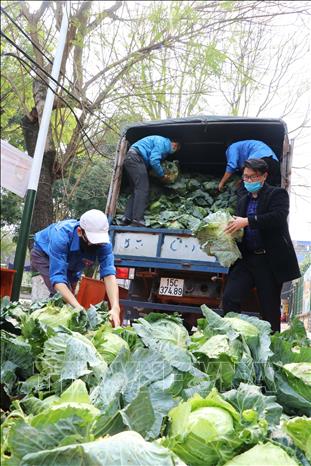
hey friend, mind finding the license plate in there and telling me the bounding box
[159,277,184,296]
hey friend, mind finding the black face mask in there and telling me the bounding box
[79,237,99,251]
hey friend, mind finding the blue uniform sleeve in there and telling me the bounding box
[48,231,70,287]
[149,148,165,177]
[226,145,240,173]
[98,243,116,278]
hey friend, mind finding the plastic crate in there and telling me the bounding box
[76,276,106,309]
[0,268,16,299]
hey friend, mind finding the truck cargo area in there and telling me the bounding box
[106,116,291,324]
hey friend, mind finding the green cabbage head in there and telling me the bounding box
[223,317,259,338]
[223,442,299,466]
[187,406,234,441]
[166,389,241,466]
[92,324,129,364]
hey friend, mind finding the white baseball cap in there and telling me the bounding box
[79,209,110,244]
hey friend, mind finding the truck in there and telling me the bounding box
[105,116,293,326]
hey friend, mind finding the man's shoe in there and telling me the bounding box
[131,219,146,227]
[119,216,132,226]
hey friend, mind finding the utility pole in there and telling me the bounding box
[11,5,70,301]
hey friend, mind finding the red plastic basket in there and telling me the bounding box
[76,276,107,309]
[0,268,16,299]
[76,276,128,325]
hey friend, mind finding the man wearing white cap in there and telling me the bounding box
[30,209,120,326]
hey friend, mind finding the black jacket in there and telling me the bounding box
[236,183,301,284]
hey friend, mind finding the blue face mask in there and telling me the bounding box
[244,180,263,193]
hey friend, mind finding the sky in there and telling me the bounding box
[25,1,311,241]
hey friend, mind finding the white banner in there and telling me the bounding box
[1,139,33,197]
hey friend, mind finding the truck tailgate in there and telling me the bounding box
[110,225,227,274]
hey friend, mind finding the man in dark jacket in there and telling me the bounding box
[121,135,180,227]
[222,159,300,332]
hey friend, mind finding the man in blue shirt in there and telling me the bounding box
[122,135,180,226]
[30,209,120,326]
[218,140,280,191]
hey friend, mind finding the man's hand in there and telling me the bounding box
[75,304,85,312]
[161,174,171,184]
[224,216,248,235]
[109,305,121,327]
[218,181,225,192]
[54,283,84,310]
[103,275,121,327]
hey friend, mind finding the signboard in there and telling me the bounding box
[1,140,32,197]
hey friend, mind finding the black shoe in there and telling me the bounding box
[131,219,146,227]
[119,216,132,226]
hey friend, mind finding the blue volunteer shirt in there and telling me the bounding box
[33,219,116,287]
[131,135,174,177]
[226,140,278,173]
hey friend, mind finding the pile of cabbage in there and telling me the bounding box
[1,296,310,466]
[115,172,238,231]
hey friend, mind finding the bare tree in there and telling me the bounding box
[1,0,310,233]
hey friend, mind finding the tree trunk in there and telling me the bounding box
[21,78,56,241]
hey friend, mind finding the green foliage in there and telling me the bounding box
[53,157,113,219]
[1,297,311,465]
[0,189,23,235]
[1,330,34,397]
[0,234,16,264]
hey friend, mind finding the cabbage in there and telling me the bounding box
[223,442,299,466]
[29,303,78,327]
[199,334,233,358]
[192,334,248,390]
[283,363,311,386]
[149,319,189,347]
[20,431,186,466]
[133,314,189,348]
[166,389,244,466]
[115,173,238,229]
[162,160,180,184]
[283,416,311,461]
[264,325,311,415]
[194,210,243,267]
[1,330,34,396]
[187,406,234,440]
[166,386,278,466]
[223,317,259,339]
[21,302,87,354]
[38,331,107,384]
[132,315,193,374]
[91,324,129,364]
